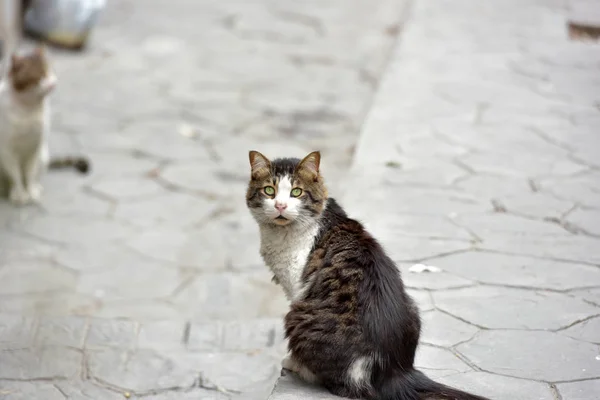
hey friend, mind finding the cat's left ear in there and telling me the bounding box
[249,150,271,180]
[298,151,321,181]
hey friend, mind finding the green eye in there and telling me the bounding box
[291,188,303,197]
[264,186,275,196]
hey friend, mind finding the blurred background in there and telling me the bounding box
[1,0,599,399]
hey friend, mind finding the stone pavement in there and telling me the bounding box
[0,0,408,398]
[271,0,600,399]
[1,0,599,399]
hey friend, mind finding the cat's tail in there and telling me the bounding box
[49,156,90,174]
[376,368,490,400]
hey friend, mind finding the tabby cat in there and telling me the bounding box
[246,150,489,400]
[0,46,89,205]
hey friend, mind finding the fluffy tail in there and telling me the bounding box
[377,369,489,400]
[48,156,90,174]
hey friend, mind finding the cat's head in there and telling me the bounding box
[246,151,328,227]
[9,46,56,97]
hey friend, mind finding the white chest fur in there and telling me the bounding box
[259,222,320,301]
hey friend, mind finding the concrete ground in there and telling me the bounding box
[1,0,600,399]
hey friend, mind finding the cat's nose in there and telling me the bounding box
[275,203,287,212]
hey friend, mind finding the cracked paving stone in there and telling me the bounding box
[0,232,58,263]
[415,345,472,380]
[143,390,229,400]
[85,319,138,349]
[268,373,350,400]
[454,174,532,200]
[221,319,285,351]
[138,321,187,350]
[53,381,125,399]
[438,371,554,400]
[92,299,185,320]
[187,321,222,351]
[566,207,600,236]
[0,292,98,316]
[114,191,219,229]
[160,161,248,199]
[0,381,64,400]
[0,346,81,379]
[173,271,288,320]
[380,236,472,264]
[420,310,478,347]
[88,348,279,394]
[557,379,600,400]
[35,316,87,348]
[55,243,163,273]
[560,316,600,344]
[15,215,138,246]
[540,171,600,209]
[457,330,600,381]
[0,259,77,296]
[434,286,598,330]
[427,251,600,291]
[401,264,474,290]
[494,192,575,220]
[80,151,162,177]
[77,261,184,301]
[126,227,229,271]
[38,174,112,218]
[571,287,600,306]
[0,316,36,350]
[407,289,434,312]
[89,177,166,201]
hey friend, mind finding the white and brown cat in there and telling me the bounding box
[0,46,89,205]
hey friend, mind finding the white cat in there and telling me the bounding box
[0,46,88,205]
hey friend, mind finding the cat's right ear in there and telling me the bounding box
[249,151,271,180]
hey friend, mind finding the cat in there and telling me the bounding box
[246,150,489,400]
[0,46,89,205]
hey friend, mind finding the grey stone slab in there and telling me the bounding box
[415,345,473,379]
[53,381,124,400]
[221,319,285,351]
[35,316,87,348]
[407,289,434,312]
[76,261,183,301]
[571,287,600,306]
[0,259,77,296]
[0,381,64,400]
[557,379,600,400]
[560,316,600,344]
[113,191,218,229]
[87,348,197,394]
[0,316,36,350]
[138,321,187,349]
[401,264,475,290]
[434,286,598,330]
[16,215,138,246]
[566,207,600,236]
[89,177,166,201]
[457,330,600,381]
[125,227,229,271]
[92,299,185,321]
[187,322,223,351]
[438,371,554,400]
[0,346,81,379]
[420,310,478,347]
[144,390,229,400]
[85,319,138,349]
[428,251,600,290]
[540,171,600,209]
[495,192,576,220]
[268,373,349,400]
[55,243,160,273]
[173,271,288,320]
[88,348,280,395]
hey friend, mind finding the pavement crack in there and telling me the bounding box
[553,314,600,332]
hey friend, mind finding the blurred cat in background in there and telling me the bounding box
[0,45,89,205]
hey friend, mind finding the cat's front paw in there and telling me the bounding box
[9,187,30,206]
[27,184,43,202]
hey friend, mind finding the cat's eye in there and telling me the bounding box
[264,186,275,196]
[291,188,303,197]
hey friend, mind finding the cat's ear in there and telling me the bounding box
[249,150,271,180]
[298,151,321,181]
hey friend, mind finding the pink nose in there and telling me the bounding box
[275,203,287,212]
